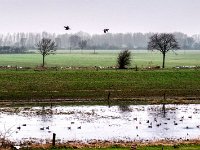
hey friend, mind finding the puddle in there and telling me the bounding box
[0,104,200,143]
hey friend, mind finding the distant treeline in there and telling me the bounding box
[0,46,26,54]
[0,31,200,53]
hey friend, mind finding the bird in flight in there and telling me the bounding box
[103,29,109,33]
[64,26,70,30]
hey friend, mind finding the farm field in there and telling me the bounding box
[0,50,199,68]
[0,69,199,102]
[0,51,199,148]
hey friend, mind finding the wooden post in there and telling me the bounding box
[50,96,53,109]
[52,133,56,146]
[135,65,138,71]
[108,92,110,100]
[107,92,111,107]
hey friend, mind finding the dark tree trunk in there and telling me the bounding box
[162,52,166,68]
[42,55,45,67]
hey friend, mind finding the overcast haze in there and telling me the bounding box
[0,0,200,35]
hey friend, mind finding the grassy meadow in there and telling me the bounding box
[0,50,199,68]
[0,50,199,102]
[0,69,199,101]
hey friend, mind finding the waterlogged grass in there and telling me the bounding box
[0,50,199,68]
[0,69,199,101]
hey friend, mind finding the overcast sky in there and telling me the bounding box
[0,0,200,35]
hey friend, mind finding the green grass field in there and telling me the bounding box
[0,50,199,68]
[0,50,199,102]
[0,69,199,101]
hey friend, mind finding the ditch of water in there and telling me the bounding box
[0,104,200,143]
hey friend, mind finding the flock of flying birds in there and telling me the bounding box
[64,26,109,33]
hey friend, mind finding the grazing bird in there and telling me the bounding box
[64,26,70,30]
[40,127,44,130]
[156,123,161,127]
[103,29,109,33]
[186,126,189,129]
[133,117,137,121]
[77,126,81,129]
[22,124,26,126]
[17,126,21,130]
[174,121,178,125]
[148,122,152,128]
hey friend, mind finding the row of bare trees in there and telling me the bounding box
[38,33,179,68]
[0,31,198,51]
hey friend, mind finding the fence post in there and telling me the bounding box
[52,133,56,146]
[107,92,111,107]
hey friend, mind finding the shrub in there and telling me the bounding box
[117,49,131,69]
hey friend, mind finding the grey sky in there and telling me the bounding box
[0,0,200,35]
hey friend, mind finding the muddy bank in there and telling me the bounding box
[0,96,200,107]
[2,139,200,149]
[30,139,200,148]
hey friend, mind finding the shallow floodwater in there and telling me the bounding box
[0,104,200,143]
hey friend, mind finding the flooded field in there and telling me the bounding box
[0,104,200,143]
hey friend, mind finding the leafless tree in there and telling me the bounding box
[78,40,87,53]
[148,33,180,68]
[69,35,81,50]
[36,38,57,67]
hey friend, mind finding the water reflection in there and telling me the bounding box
[0,104,199,143]
[40,106,53,122]
[118,105,132,112]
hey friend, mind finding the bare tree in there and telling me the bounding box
[78,40,87,53]
[69,35,81,50]
[117,49,131,69]
[148,33,180,68]
[36,38,57,67]
[78,40,87,49]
